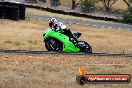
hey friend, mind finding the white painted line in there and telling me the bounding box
[76,23,80,25]
[101,26,106,28]
[108,26,112,29]
[68,22,73,24]
[118,28,121,30]
[92,25,97,27]
[127,29,131,30]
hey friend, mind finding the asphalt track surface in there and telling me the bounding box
[26,14,132,30]
[0,49,132,57]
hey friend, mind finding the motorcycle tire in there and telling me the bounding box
[45,38,63,52]
[78,41,92,53]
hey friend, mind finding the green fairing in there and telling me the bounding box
[43,28,80,52]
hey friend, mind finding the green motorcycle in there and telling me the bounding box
[43,28,92,53]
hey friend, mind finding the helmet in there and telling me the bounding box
[49,18,58,28]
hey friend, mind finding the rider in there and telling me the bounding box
[49,18,67,33]
[49,18,78,45]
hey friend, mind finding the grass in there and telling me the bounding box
[0,53,131,88]
[0,19,132,54]
[4,40,13,44]
[95,0,129,10]
[37,0,129,10]
[0,11,132,87]
[69,24,132,54]
[14,41,23,50]
[26,7,126,24]
[27,40,38,50]
[0,19,45,50]
[27,0,130,20]
[26,8,108,23]
[0,4,132,88]
[40,0,129,10]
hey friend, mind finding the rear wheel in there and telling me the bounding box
[45,38,63,52]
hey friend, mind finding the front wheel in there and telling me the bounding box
[45,38,63,52]
[78,41,92,53]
